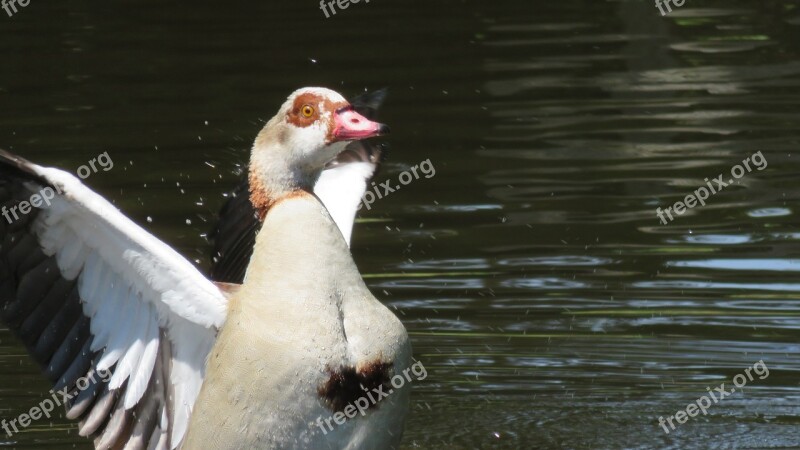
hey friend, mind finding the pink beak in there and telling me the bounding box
[333,107,390,141]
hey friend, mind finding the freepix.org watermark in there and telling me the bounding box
[359,158,435,211]
[655,0,688,16]
[319,0,371,18]
[1,0,30,18]
[313,360,427,435]
[658,360,769,434]
[2,368,113,437]
[1,151,113,225]
[656,151,767,225]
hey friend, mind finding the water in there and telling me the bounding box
[2,0,800,448]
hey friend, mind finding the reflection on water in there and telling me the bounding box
[2,0,800,448]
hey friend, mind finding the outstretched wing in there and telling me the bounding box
[210,89,388,284]
[0,150,227,449]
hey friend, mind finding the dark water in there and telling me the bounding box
[2,0,800,448]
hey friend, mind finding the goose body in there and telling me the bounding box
[187,192,410,448]
[0,87,412,449]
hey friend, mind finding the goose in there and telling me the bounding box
[0,87,412,449]
[210,88,388,283]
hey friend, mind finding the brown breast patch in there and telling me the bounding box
[318,360,393,413]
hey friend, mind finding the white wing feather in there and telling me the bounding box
[21,164,227,449]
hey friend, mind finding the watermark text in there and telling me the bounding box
[1,0,31,18]
[656,151,767,225]
[1,151,113,225]
[2,368,113,437]
[313,360,427,435]
[359,158,435,211]
[658,360,769,434]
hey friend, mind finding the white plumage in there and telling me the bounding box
[21,164,227,447]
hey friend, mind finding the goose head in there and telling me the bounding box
[249,88,388,211]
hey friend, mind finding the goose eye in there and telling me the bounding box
[301,105,315,118]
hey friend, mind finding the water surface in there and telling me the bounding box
[2,0,800,448]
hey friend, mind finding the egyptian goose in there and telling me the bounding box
[0,87,412,449]
[211,89,388,283]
